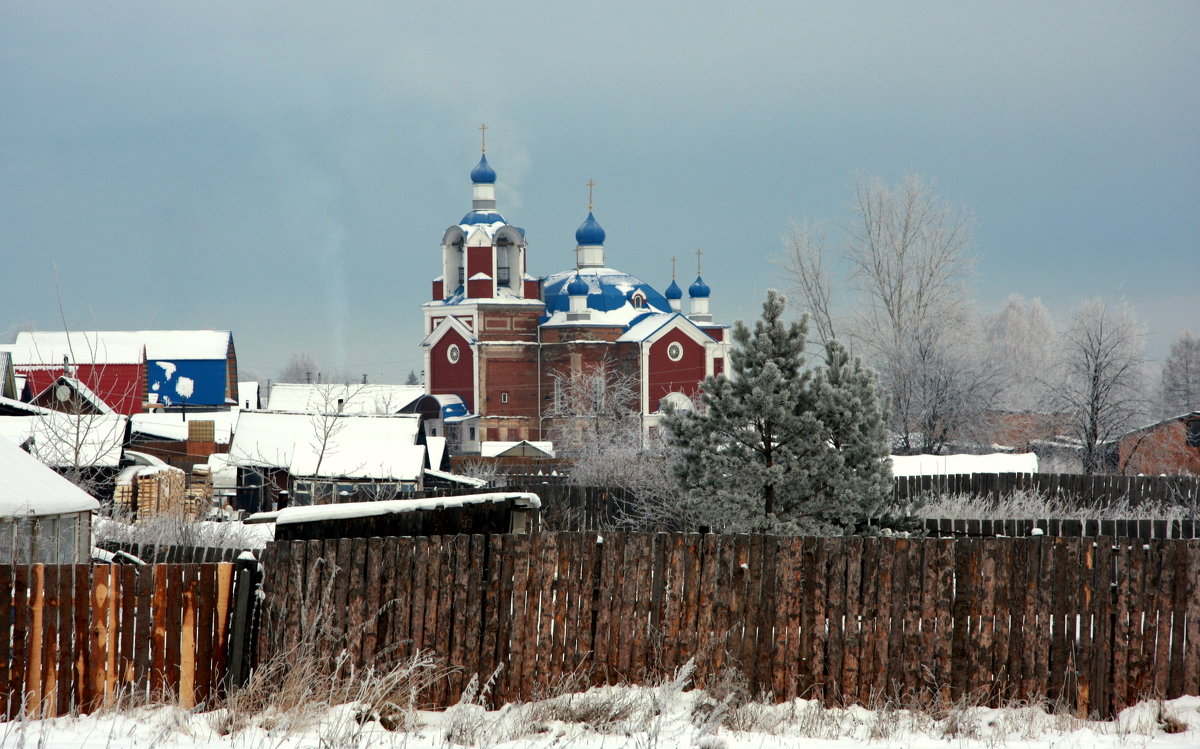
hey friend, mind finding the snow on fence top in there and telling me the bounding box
[889,452,1039,477]
[248,491,541,526]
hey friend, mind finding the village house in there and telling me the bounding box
[3,330,238,415]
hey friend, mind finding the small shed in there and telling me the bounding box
[0,434,99,564]
[249,491,541,541]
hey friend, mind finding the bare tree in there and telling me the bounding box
[543,358,685,528]
[781,173,995,452]
[1051,297,1148,474]
[1160,331,1200,416]
[279,352,319,383]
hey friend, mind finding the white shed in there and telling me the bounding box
[0,434,99,563]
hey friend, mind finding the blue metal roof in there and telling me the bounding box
[664,279,683,300]
[470,154,496,184]
[575,212,606,245]
[689,275,711,298]
[543,270,673,316]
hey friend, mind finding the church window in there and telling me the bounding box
[501,392,509,403]
[667,342,684,362]
[631,293,645,308]
[447,344,461,364]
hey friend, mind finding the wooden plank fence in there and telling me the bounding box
[96,542,258,565]
[893,472,1200,507]
[257,533,1200,718]
[1,560,260,719]
[917,517,1200,539]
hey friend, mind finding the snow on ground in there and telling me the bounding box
[4,691,1197,749]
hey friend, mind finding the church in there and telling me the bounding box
[419,141,729,454]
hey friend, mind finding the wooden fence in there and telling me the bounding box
[918,517,1200,539]
[257,533,1200,718]
[96,541,258,564]
[893,472,1200,506]
[1,560,260,719]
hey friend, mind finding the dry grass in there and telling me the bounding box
[212,554,452,742]
[897,487,1196,522]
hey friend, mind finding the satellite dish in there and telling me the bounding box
[55,384,71,402]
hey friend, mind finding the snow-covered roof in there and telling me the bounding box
[424,467,486,487]
[266,383,425,415]
[3,334,143,366]
[10,330,232,365]
[616,312,720,344]
[263,491,541,526]
[889,452,1039,478]
[541,267,673,328]
[130,410,238,442]
[0,414,126,469]
[426,286,544,308]
[480,440,555,458]
[0,434,101,517]
[228,411,425,480]
[0,395,52,415]
[200,453,238,491]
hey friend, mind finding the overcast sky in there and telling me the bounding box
[2,2,1197,383]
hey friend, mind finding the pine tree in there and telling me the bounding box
[810,340,893,527]
[664,290,891,534]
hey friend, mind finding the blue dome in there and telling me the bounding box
[459,210,506,225]
[689,275,711,298]
[664,280,683,300]
[567,274,589,296]
[575,212,606,245]
[470,154,496,184]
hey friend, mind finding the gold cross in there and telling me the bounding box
[671,256,677,279]
[479,123,487,153]
[695,248,703,275]
[587,179,595,211]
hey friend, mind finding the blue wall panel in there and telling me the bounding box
[147,359,227,407]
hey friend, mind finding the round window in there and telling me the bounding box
[667,342,684,361]
[447,344,461,364]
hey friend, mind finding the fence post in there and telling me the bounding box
[224,554,262,691]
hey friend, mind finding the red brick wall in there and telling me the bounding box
[1120,421,1200,475]
[429,329,475,412]
[647,328,707,410]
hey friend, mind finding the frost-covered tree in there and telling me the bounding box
[1160,331,1200,416]
[781,173,997,452]
[982,294,1057,412]
[811,340,894,524]
[1050,298,1147,474]
[665,291,891,534]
